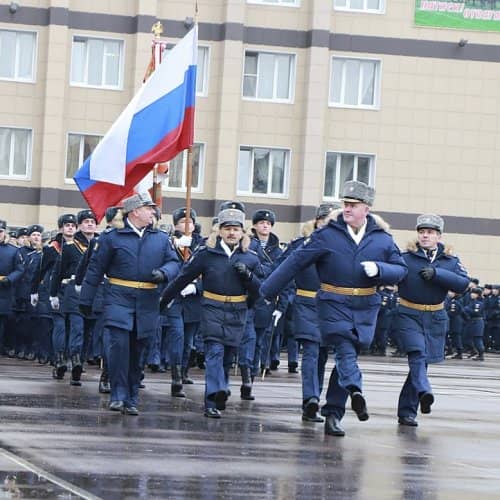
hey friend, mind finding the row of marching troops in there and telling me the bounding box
[368,282,500,361]
[0,179,489,436]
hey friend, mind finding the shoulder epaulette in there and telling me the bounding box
[104,227,115,234]
[247,248,258,256]
[49,240,62,254]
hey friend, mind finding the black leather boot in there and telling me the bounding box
[70,353,82,386]
[240,366,255,400]
[171,365,186,397]
[182,367,194,384]
[53,352,67,379]
[99,369,111,393]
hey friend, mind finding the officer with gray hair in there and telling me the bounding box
[79,192,180,415]
[261,180,407,436]
[395,213,469,427]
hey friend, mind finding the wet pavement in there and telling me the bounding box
[1,354,500,499]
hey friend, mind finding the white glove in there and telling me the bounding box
[74,284,82,295]
[175,235,192,248]
[30,293,39,307]
[361,261,379,278]
[272,309,283,327]
[180,283,197,297]
[49,296,60,310]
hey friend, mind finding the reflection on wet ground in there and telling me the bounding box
[1,356,500,499]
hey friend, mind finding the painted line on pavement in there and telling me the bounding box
[0,446,102,500]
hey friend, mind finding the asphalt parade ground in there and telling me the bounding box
[0,354,499,499]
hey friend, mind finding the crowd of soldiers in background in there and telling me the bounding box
[0,207,499,411]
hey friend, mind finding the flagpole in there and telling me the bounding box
[183,5,198,258]
[151,21,165,209]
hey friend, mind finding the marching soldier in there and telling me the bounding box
[0,220,24,355]
[249,209,285,377]
[50,209,97,386]
[395,214,469,426]
[79,193,180,415]
[33,213,77,378]
[463,287,485,361]
[261,181,407,436]
[160,208,263,418]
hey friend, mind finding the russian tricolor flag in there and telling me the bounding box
[74,26,198,221]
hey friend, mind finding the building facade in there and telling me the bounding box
[0,0,499,281]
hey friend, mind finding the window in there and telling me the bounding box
[0,127,32,179]
[0,30,36,82]
[334,0,384,13]
[243,51,295,102]
[324,152,374,200]
[164,143,204,192]
[238,146,289,196]
[71,36,123,89]
[248,0,299,5]
[66,133,102,179]
[329,57,380,108]
[196,46,209,96]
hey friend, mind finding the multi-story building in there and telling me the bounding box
[0,0,499,281]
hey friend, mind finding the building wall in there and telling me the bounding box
[0,0,499,282]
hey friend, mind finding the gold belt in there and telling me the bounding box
[320,283,376,296]
[203,291,246,303]
[400,298,444,312]
[296,289,317,298]
[0,275,5,279]
[108,277,158,289]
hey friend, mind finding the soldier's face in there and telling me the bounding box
[62,223,76,238]
[18,235,29,246]
[175,217,194,235]
[254,220,272,238]
[30,232,42,246]
[132,205,156,228]
[417,228,441,249]
[220,225,243,245]
[343,202,369,228]
[79,218,97,235]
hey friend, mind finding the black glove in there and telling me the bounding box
[0,277,9,288]
[233,262,252,281]
[151,269,166,284]
[419,266,436,281]
[79,304,93,317]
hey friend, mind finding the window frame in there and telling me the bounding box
[0,28,37,83]
[333,0,386,14]
[64,132,103,183]
[162,142,205,194]
[247,0,300,7]
[328,55,382,110]
[70,34,125,90]
[0,126,33,180]
[242,49,296,104]
[322,150,376,202]
[237,144,291,198]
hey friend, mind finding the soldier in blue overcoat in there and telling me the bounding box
[261,181,407,436]
[462,287,485,361]
[79,193,180,415]
[0,220,24,354]
[160,208,263,419]
[445,291,465,359]
[395,214,469,427]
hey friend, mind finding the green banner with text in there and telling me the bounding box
[415,1,500,32]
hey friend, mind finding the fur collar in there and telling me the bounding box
[206,231,250,252]
[325,209,391,233]
[406,240,454,255]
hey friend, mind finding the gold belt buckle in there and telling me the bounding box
[352,288,359,295]
[424,305,431,311]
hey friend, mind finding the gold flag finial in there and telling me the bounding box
[151,21,163,38]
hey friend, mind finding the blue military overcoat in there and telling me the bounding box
[160,236,263,347]
[0,242,24,314]
[80,221,180,339]
[395,242,469,363]
[261,213,407,347]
